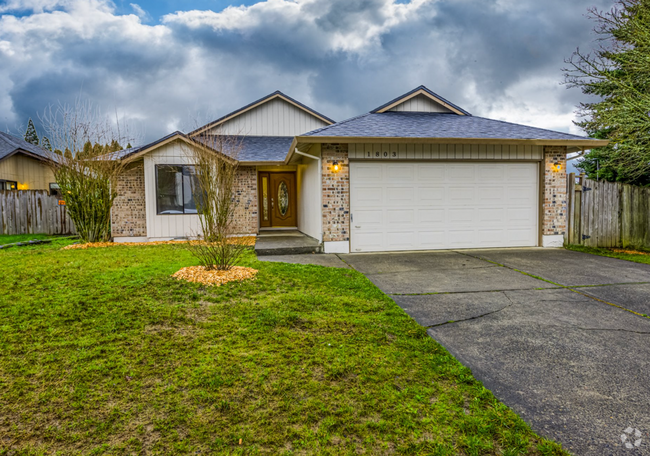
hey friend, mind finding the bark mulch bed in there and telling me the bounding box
[62,237,256,250]
[172,265,258,286]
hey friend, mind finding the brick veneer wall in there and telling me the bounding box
[542,146,568,236]
[232,165,258,234]
[321,143,350,242]
[112,160,147,237]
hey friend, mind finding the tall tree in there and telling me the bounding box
[24,118,40,146]
[41,136,52,151]
[564,0,650,186]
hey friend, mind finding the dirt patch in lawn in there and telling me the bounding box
[172,265,257,286]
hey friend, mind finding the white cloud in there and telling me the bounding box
[0,0,610,142]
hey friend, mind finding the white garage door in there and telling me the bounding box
[350,162,539,252]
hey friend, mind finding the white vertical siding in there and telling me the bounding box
[210,98,330,137]
[348,143,543,160]
[144,139,202,239]
[296,144,322,241]
[387,94,453,113]
[0,154,55,190]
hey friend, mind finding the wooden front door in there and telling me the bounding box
[258,172,297,227]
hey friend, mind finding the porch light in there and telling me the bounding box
[332,161,340,172]
[552,162,562,172]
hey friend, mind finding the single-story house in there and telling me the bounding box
[111,86,607,253]
[0,131,57,193]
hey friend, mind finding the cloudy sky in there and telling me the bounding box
[0,0,611,145]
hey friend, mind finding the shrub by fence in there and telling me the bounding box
[567,174,650,248]
[0,190,76,235]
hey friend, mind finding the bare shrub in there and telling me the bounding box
[40,99,141,243]
[183,132,249,271]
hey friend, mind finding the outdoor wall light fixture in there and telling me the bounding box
[552,162,562,172]
[332,161,340,172]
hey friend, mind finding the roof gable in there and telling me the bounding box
[190,91,334,137]
[371,86,471,116]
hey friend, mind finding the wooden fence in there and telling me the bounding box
[0,190,76,235]
[567,174,650,248]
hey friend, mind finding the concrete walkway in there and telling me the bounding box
[341,248,650,456]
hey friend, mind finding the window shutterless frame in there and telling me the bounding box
[0,180,18,190]
[155,164,199,215]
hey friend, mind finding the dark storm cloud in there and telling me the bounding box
[0,0,615,142]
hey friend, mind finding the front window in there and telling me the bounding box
[156,165,202,215]
[0,180,17,190]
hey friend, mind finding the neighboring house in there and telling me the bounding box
[0,131,57,193]
[111,86,607,253]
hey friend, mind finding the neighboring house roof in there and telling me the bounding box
[371,85,472,116]
[0,131,51,163]
[190,90,335,137]
[299,112,606,147]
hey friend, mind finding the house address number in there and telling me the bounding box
[367,151,398,158]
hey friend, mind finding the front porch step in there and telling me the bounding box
[254,230,321,256]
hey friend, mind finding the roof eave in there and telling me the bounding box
[295,136,609,148]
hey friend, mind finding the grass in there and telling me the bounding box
[0,238,568,455]
[566,244,650,266]
[0,234,59,245]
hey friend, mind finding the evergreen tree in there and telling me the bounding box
[126,143,132,149]
[41,136,52,151]
[24,118,39,146]
[564,0,650,186]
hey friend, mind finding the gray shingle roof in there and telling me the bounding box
[0,131,51,162]
[196,135,292,162]
[302,112,594,141]
[236,136,293,162]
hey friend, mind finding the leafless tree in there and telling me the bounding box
[39,98,141,242]
[183,128,249,270]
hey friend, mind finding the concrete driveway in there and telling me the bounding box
[340,248,650,456]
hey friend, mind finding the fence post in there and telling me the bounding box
[567,173,575,245]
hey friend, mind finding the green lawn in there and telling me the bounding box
[0,238,567,455]
[566,244,650,266]
[0,234,57,245]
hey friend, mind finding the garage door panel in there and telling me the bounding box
[355,209,383,225]
[417,186,445,204]
[388,165,416,181]
[448,165,475,181]
[386,209,414,225]
[449,208,475,223]
[351,162,538,252]
[448,230,476,246]
[417,231,447,248]
[418,209,445,224]
[478,208,506,224]
[387,187,415,205]
[418,165,445,180]
[477,229,507,245]
[448,187,475,204]
[354,187,383,205]
[354,163,384,181]
[386,231,416,249]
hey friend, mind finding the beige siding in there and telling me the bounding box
[211,97,329,136]
[347,143,543,160]
[296,144,322,241]
[387,94,452,113]
[0,154,55,190]
[143,139,202,239]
